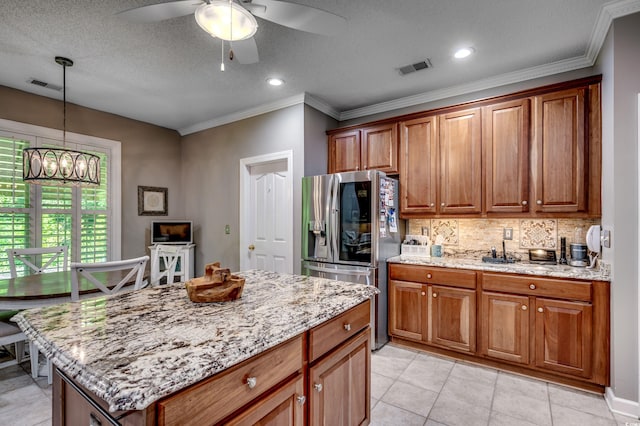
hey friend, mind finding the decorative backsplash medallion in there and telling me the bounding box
[431,219,459,245]
[519,219,557,249]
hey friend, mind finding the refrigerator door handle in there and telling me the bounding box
[330,175,339,262]
[304,264,372,285]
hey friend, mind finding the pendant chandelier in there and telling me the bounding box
[22,57,100,186]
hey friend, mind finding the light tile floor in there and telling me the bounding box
[0,344,638,426]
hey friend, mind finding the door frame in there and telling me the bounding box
[239,150,294,272]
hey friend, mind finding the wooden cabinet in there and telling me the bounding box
[388,264,477,354]
[480,291,530,365]
[399,116,437,214]
[329,129,361,173]
[226,375,305,426]
[328,123,398,174]
[483,99,530,213]
[439,108,482,214]
[309,329,370,426]
[532,88,587,213]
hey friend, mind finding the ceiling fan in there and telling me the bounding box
[117,0,347,65]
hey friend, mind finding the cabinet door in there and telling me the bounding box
[329,130,361,173]
[361,123,398,173]
[534,298,592,378]
[532,88,587,213]
[399,116,438,215]
[439,108,482,214]
[225,375,305,426]
[480,291,530,364]
[388,280,427,341]
[429,285,476,353]
[310,330,370,426]
[483,99,530,213]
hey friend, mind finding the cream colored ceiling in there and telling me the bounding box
[0,1,637,134]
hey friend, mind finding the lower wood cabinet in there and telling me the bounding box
[389,263,610,392]
[309,329,371,426]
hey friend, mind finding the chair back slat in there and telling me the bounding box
[150,245,184,286]
[6,246,69,278]
[70,255,149,302]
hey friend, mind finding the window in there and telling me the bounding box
[0,119,121,278]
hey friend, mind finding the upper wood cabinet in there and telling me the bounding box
[483,99,530,213]
[532,88,587,213]
[328,123,398,174]
[439,108,482,214]
[399,116,437,214]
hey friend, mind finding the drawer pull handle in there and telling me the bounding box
[296,395,306,405]
[432,292,438,298]
[537,307,544,313]
[246,376,257,389]
[521,305,528,311]
[314,383,323,392]
[421,291,426,296]
[427,273,432,279]
[344,323,351,331]
[529,284,536,290]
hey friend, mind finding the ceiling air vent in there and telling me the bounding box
[398,59,432,76]
[27,78,62,91]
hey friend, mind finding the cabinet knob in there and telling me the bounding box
[537,307,544,313]
[246,376,257,389]
[441,202,446,207]
[421,291,426,296]
[521,305,528,311]
[536,200,542,205]
[432,292,438,298]
[296,395,306,405]
[427,273,432,279]
[430,202,435,207]
[343,323,351,331]
[248,244,255,251]
[521,200,528,206]
[314,383,323,392]
[529,284,536,290]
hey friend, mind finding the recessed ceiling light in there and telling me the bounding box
[454,47,474,59]
[266,77,285,86]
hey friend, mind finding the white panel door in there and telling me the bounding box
[247,159,291,273]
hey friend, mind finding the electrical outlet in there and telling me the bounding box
[421,226,429,237]
[224,224,230,234]
[503,227,513,240]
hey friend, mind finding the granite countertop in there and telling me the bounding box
[13,270,378,412]
[388,255,611,281]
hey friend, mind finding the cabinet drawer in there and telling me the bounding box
[309,300,370,363]
[482,273,592,302]
[157,335,303,426]
[389,263,476,289]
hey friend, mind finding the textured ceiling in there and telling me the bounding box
[0,1,636,134]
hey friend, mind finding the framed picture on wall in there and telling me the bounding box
[138,186,168,216]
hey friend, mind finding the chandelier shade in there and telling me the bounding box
[195,1,258,41]
[22,56,100,186]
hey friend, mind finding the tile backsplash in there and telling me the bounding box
[407,218,600,258]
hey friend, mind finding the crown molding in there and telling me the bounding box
[339,0,640,122]
[179,93,306,135]
[303,94,341,120]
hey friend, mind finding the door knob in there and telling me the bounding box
[248,244,255,251]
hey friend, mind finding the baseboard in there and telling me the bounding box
[605,387,639,419]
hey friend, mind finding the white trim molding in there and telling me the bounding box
[605,387,640,419]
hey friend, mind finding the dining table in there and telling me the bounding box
[0,269,148,310]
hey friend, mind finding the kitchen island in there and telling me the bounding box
[13,269,378,425]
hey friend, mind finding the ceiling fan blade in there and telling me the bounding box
[246,0,346,36]
[116,0,203,23]
[231,38,259,64]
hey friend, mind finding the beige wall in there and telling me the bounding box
[180,104,305,274]
[0,86,182,259]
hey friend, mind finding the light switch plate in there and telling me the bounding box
[503,228,513,240]
[602,229,611,248]
[421,226,429,237]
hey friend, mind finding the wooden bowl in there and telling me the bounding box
[185,275,245,303]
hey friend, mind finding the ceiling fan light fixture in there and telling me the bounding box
[195,1,258,41]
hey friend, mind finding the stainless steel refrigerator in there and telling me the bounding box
[301,170,404,350]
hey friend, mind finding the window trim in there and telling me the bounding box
[0,118,122,260]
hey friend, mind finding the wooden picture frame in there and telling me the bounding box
[138,186,168,216]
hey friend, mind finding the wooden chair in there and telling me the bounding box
[150,245,184,286]
[70,256,150,301]
[0,311,27,370]
[6,246,69,278]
